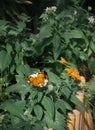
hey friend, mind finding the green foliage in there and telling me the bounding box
[0,2,95,130]
[39,5,95,78]
[85,76,95,102]
[0,0,32,22]
[84,76,95,121]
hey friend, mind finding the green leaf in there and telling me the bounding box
[42,96,54,119]
[37,92,43,102]
[17,13,31,22]
[86,76,95,99]
[0,19,8,27]
[39,24,52,40]
[55,99,72,113]
[0,20,9,36]
[54,111,67,130]
[29,88,38,100]
[55,100,66,114]
[17,21,26,32]
[34,36,52,55]
[70,95,87,111]
[63,100,72,111]
[16,64,32,76]
[46,69,61,86]
[52,35,61,60]
[61,86,71,99]
[6,83,30,100]
[15,41,21,53]
[43,111,54,128]
[6,43,12,54]
[90,41,95,53]
[34,104,43,120]
[6,83,29,92]
[8,30,18,36]
[0,50,12,72]
[88,57,95,74]
[63,29,85,42]
[69,29,85,38]
[32,124,43,130]
[11,115,25,128]
[0,100,25,119]
[92,106,95,120]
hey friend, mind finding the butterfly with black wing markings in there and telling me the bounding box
[27,70,48,87]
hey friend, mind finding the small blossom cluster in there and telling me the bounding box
[45,6,57,15]
[88,16,95,25]
[73,8,94,25]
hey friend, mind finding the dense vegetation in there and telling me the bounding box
[0,0,95,129]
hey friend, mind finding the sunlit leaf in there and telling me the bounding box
[42,96,54,119]
[34,104,43,120]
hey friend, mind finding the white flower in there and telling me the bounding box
[88,16,95,24]
[45,6,57,14]
[74,10,77,15]
[0,114,4,123]
[24,110,30,116]
[88,6,92,11]
[45,7,50,13]
[48,84,54,91]
[51,6,57,12]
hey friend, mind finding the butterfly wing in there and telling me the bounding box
[65,68,81,80]
[27,75,39,87]
[37,70,45,84]
[27,70,48,87]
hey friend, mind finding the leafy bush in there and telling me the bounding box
[84,76,95,121]
[0,0,32,21]
[0,4,95,130]
[38,5,95,79]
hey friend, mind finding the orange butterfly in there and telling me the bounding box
[60,57,69,64]
[65,67,81,80]
[27,70,48,87]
